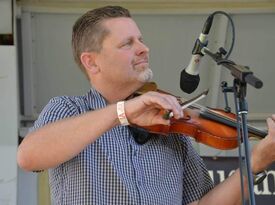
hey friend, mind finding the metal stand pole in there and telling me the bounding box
[202,47,263,205]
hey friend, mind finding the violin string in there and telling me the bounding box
[189,103,266,138]
[175,94,266,138]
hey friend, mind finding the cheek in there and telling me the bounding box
[100,50,134,71]
[114,49,134,61]
[114,57,135,78]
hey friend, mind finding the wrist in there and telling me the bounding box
[116,101,130,126]
[241,161,267,185]
[251,153,266,174]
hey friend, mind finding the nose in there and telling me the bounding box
[135,41,149,56]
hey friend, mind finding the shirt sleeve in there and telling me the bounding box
[29,96,80,133]
[180,137,214,205]
[26,96,80,172]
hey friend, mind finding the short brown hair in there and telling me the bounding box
[72,6,131,75]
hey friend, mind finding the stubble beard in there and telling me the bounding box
[137,68,153,83]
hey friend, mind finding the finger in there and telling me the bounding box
[153,115,171,125]
[267,117,275,127]
[169,96,184,119]
[158,94,183,119]
[138,91,183,121]
[143,92,175,111]
[267,117,275,137]
[164,104,183,119]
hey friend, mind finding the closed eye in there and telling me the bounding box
[119,36,145,49]
[138,37,144,43]
[120,39,133,48]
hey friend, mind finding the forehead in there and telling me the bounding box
[102,17,142,42]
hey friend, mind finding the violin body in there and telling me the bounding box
[141,107,238,150]
[134,82,267,150]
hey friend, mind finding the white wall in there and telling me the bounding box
[20,11,275,128]
[0,0,12,34]
[0,46,18,205]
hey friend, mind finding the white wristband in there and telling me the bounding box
[116,101,129,126]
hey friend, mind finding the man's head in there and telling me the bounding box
[72,6,131,76]
[72,6,153,99]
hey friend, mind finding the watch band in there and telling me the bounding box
[253,170,267,185]
[241,162,267,185]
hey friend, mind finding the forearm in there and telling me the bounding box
[17,104,119,171]
[196,114,275,205]
[198,169,246,205]
[196,145,274,205]
[17,91,184,171]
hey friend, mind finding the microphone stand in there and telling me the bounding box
[202,47,263,205]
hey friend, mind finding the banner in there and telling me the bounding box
[203,157,275,204]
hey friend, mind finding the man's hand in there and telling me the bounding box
[124,91,183,126]
[251,114,275,173]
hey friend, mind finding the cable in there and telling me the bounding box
[210,11,236,59]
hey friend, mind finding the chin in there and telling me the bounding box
[138,68,153,83]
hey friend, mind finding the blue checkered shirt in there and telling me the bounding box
[31,88,214,205]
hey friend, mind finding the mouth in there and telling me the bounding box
[133,59,149,67]
[133,62,149,72]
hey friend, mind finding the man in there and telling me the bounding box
[17,5,275,205]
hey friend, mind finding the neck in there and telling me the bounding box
[90,80,144,104]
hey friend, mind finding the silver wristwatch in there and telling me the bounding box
[253,170,267,185]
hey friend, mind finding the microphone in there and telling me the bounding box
[180,14,214,94]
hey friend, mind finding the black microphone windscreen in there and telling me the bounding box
[180,69,200,94]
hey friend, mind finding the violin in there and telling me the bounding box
[132,82,267,150]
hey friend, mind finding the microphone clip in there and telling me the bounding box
[192,38,208,56]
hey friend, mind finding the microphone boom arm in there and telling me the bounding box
[202,47,263,89]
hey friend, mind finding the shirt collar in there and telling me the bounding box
[86,87,108,110]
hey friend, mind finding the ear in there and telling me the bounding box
[80,52,100,74]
